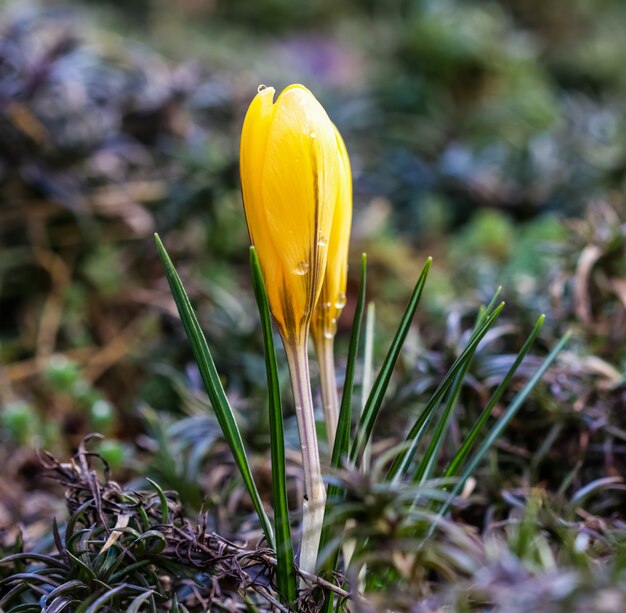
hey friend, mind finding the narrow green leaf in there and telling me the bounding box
[351,257,432,465]
[154,234,274,548]
[80,585,135,613]
[0,553,67,570]
[66,552,98,582]
[243,593,262,613]
[146,478,170,524]
[317,255,367,563]
[127,591,157,613]
[436,331,571,520]
[317,254,367,612]
[478,287,503,325]
[359,302,376,470]
[386,303,505,482]
[41,580,87,605]
[249,247,297,606]
[413,357,472,484]
[109,559,153,583]
[413,289,504,484]
[170,594,181,613]
[335,253,367,467]
[444,314,545,479]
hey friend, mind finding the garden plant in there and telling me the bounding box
[151,84,566,609]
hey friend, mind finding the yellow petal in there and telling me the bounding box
[312,125,353,340]
[240,86,280,295]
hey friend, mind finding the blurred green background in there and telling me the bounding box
[0,0,624,526]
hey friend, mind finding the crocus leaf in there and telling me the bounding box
[413,288,505,484]
[443,314,546,480]
[317,254,367,612]
[317,254,367,563]
[351,257,432,466]
[154,234,274,548]
[436,330,571,520]
[250,247,297,605]
[386,302,505,482]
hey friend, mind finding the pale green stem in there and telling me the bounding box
[282,335,326,576]
[313,333,340,449]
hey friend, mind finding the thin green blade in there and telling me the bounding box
[154,234,274,548]
[413,288,505,484]
[386,302,506,482]
[335,254,368,467]
[413,357,472,485]
[444,314,546,479]
[317,254,367,613]
[350,257,432,466]
[436,330,571,520]
[318,254,367,563]
[249,247,297,605]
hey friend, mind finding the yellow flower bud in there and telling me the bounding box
[311,126,352,340]
[240,84,342,343]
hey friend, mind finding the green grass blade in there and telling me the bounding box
[360,302,376,470]
[127,591,157,613]
[317,255,367,560]
[249,247,297,605]
[413,358,472,484]
[335,253,367,467]
[444,314,546,479]
[436,330,571,519]
[350,257,432,466]
[478,286,503,325]
[386,302,505,482]
[413,288,504,484]
[154,234,274,548]
[317,254,367,612]
[145,478,170,524]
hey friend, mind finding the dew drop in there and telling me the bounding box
[324,319,337,339]
[335,292,347,309]
[323,302,332,309]
[293,261,309,276]
[257,84,267,92]
[317,235,328,247]
[310,131,317,139]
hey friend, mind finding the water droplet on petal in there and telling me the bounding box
[323,302,332,309]
[293,261,309,276]
[310,131,317,138]
[257,84,267,92]
[324,319,337,339]
[335,293,347,309]
[317,235,328,247]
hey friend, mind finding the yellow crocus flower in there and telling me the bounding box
[240,83,346,575]
[240,84,341,344]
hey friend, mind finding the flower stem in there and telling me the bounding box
[313,334,340,449]
[283,336,326,576]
